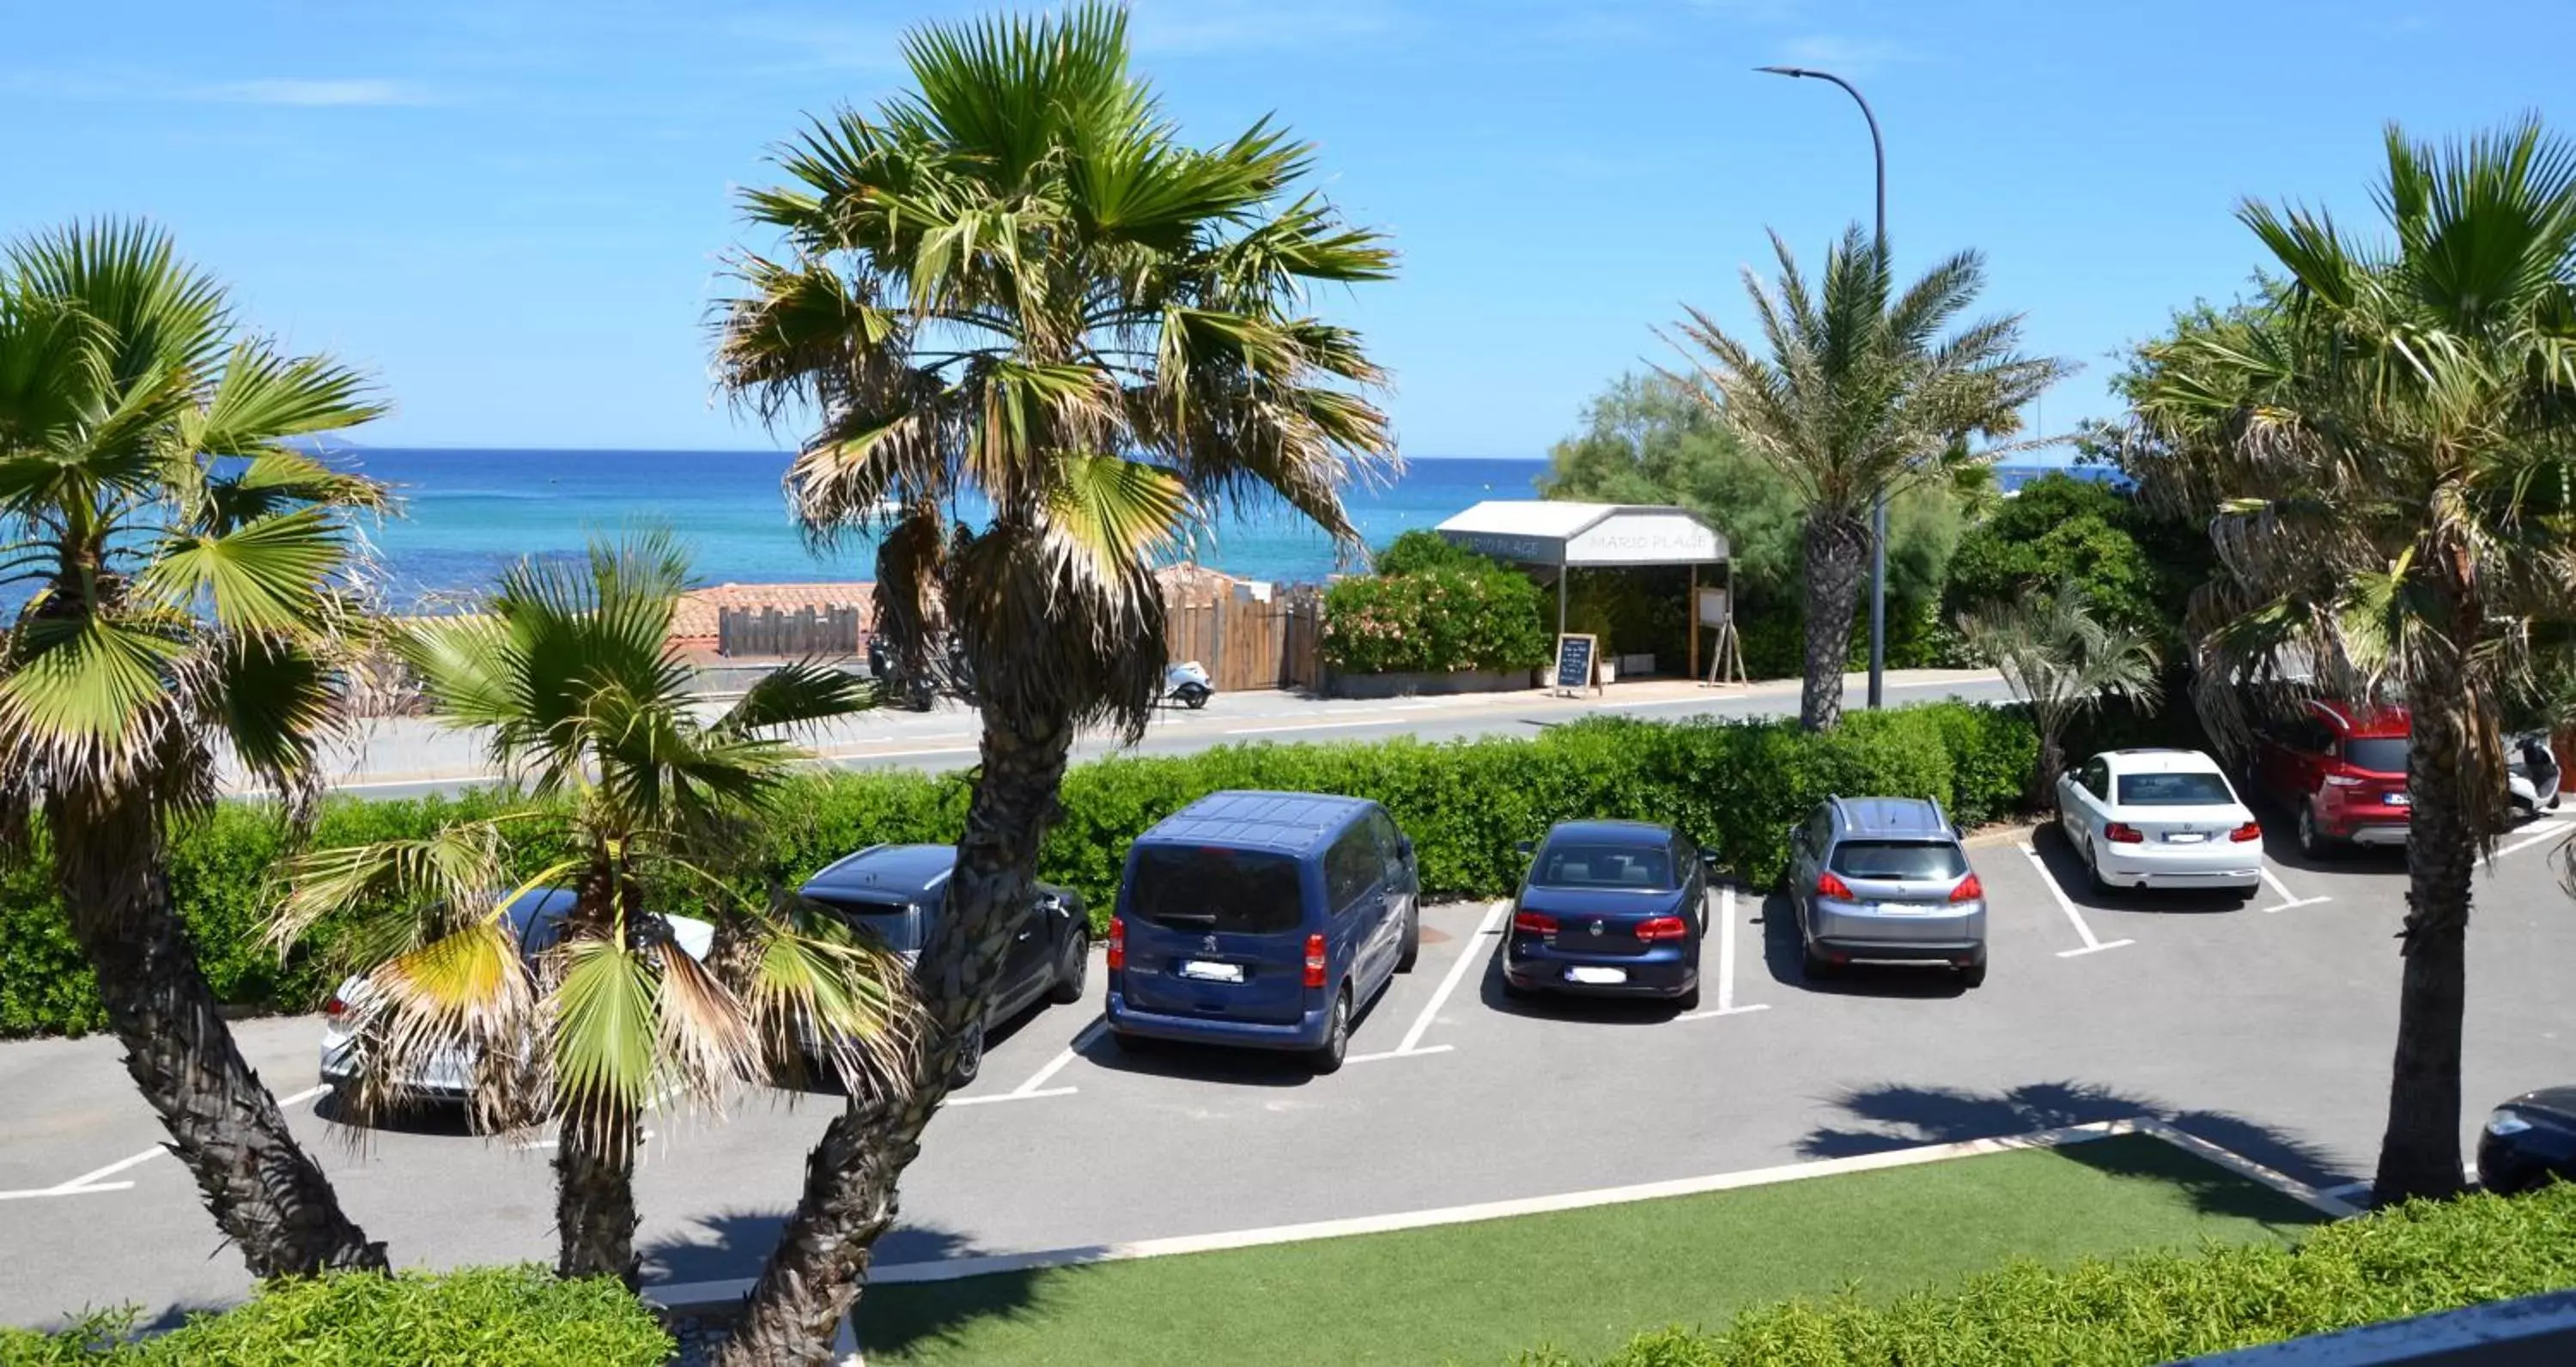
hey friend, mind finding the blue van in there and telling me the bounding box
[1105,792,1420,1072]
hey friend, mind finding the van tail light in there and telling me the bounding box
[1106,917,1125,972]
[2229,821,2263,843]
[1949,873,1984,903]
[2105,822,2146,844]
[1815,872,1856,901]
[324,993,348,1020]
[1302,933,1327,988]
[1512,910,1558,935]
[1634,916,1690,943]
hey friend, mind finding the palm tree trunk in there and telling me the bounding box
[714,704,1076,1366]
[1799,507,1871,732]
[2372,657,2479,1204]
[49,786,385,1278]
[554,1104,641,1284]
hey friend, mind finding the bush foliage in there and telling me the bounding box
[1321,538,1552,676]
[0,1266,671,1366]
[1517,1183,2576,1367]
[3,704,2035,1037]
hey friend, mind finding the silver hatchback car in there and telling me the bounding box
[1783,796,1987,987]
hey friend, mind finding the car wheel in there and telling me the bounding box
[2297,803,2334,859]
[1801,939,1838,981]
[2085,835,2114,895]
[1182,687,1211,710]
[1395,905,1420,972]
[1958,960,1988,989]
[1309,989,1352,1074]
[946,1019,986,1090]
[1048,929,1089,1004]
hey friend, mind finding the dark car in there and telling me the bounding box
[799,843,1089,1086]
[2478,1086,2576,1195]
[1502,820,1709,1008]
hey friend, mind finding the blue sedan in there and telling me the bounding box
[1501,820,1710,1008]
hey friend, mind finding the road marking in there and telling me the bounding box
[1012,1018,1105,1097]
[1390,899,1508,1056]
[6,1082,335,1195]
[0,1181,136,1201]
[2259,866,2331,914]
[1679,885,1768,1021]
[946,1087,1077,1108]
[1223,719,1385,736]
[512,1127,656,1152]
[1347,1045,1455,1064]
[2020,844,2135,958]
[2494,821,2571,860]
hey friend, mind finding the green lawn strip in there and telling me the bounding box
[856,1133,2325,1367]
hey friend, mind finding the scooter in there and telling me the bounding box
[1164,660,1214,710]
[2508,731,2562,817]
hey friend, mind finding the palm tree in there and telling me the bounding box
[1957,576,2163,807]
[708,5,1394,1358]
[0,222,388,1276]
[1669,225,2070,731]
[272,532,915,1284]
[2126,119,2576,1203]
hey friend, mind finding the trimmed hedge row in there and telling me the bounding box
[3,702,2036,1038]
[1516,1182,2576,1367]
[0,1266,671,1365]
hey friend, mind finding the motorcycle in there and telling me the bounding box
[1164,660,1214,710]
[2508,731,2562,817]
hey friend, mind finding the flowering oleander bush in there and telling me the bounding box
[1321,562,1552,675]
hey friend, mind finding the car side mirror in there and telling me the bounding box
[1397,835,1415,860]
[1698,848,1719,868]
[1516,840,1534,856]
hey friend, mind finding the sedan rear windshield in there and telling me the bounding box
[1533,843,1675,890]
[2342,737,2409,775]
[1126,846,1306,935]
[1828,840,1967,880]
[2117,772,2236,806]
[809,896,924,953]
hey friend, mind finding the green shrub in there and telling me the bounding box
[0,1266,671,1365]
[1321,563,1552,675]
[1,703,2037,1036]
[1516,1184,2576,1367]
[1370,527,1492,577]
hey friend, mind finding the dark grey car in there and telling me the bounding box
[1783,796,1987,987]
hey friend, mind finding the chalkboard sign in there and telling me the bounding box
[1552,634,1599,696]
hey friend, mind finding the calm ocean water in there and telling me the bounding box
[349,449,1552,605]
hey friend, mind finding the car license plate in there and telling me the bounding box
[1178,960,1243,984]
[2385,793,2410,806]
[2164,832,2207,843]
[1565,966,1627,985]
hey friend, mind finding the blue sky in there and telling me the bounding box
[9,1,2570,457]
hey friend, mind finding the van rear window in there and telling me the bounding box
[1127,846,1304,935]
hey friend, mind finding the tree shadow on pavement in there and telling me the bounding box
[641,1213,987,1290]
[1795,1078,2356,1221]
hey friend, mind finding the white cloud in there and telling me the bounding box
[200,78,429,106]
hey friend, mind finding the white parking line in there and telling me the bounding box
[946,1087,1078,1108]
[1679,885,1768,1022]
[1389,899,1509,1057]
[0,1181,135,1201]
[2494,821,2570,860]
[1347,1045,1455,1064]
[1223,719,1382,736]
[2259,866,2331,914]
[1009,1018,1104,1097]
[2020,844,2135,958]
[1,1083,337,1200]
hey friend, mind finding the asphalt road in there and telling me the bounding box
[5,798,2572,1329]
[251,669,2016,799]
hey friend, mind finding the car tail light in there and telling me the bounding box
[1302,933,1327,988]
[1106,917,1125,972]
[2105,822,2145,844]
[1512,910,1558,935]
[2229,821,2263,842]
[1635,916,1689,943]
[1815,872,1856,901]
[2324,771,2366,787]
[324,993,348,1020]
[1949,873,1984,902]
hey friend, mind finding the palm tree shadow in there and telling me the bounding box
[639,1212,988,1288]
[1796,1079,2352,1227]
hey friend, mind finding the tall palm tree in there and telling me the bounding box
[709,5,1394,1358]
[0,222,388,1275]
[273,532,916,1285]
[1670,225,2070,731]
[1957,576,2163,806]
[2127,119,2576,1203]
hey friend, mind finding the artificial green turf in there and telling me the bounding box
[856,1133,2326,1366]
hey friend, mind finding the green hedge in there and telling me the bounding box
[0,1266,671,1366]
[3,703,2036,1038]
[1518,1183,2576,1367]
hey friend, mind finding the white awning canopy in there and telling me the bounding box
[1433,501,1728,569]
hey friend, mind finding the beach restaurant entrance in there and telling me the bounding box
[1433,501,1731,684]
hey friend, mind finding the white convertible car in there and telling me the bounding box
[2056,749,2265,895]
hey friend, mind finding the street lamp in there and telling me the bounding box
[1757,64,1890,711]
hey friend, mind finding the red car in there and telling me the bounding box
[2250,699,2412,855]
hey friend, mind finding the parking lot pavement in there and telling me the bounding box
[7,823,2576,1326]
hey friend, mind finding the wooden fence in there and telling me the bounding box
[718,606,862,658]
[1165,583,1324,693]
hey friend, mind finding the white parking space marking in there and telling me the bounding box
[0,1084,331,1200]
[1679,886,1769,1022]
[2020,844,2134,958]
[1008,1018,1104,1098]
[947,1087,1078,1108]
[1388,899,1509,1057]
[1347,1045,1455,1064]
[2494,821,2570,861]
[2259,866,2331,914]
